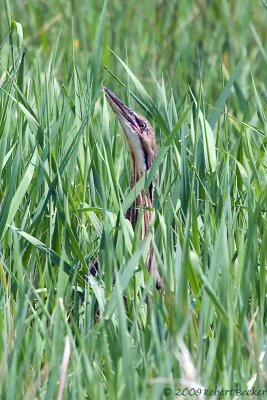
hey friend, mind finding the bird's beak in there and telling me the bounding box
[103,87,140,133]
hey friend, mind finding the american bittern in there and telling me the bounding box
[104,87,161,290]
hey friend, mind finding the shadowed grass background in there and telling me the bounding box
[0,0,267,399]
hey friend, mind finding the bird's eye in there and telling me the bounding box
[139,121,147,130]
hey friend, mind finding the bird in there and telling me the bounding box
[104,87,161,290]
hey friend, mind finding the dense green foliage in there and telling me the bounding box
[0,0,267,398]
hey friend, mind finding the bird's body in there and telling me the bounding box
[104,87,161,290]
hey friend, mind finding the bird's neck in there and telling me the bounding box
[126,156,153,239]
[126,156,160,289]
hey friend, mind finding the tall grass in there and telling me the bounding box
[0,0,267,399]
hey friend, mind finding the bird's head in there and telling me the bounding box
[104,87,156,177]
